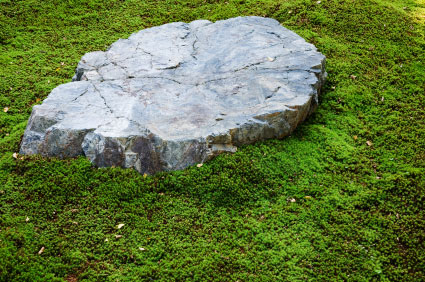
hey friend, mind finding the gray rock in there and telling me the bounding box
[20,16,327,174]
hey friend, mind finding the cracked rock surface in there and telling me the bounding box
[20,16,327,174]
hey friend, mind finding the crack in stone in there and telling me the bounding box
[110,60,129,78]
[233,61,265,72]
[191,33,199,60]
[194,76,233,86]
[71,87,89,102]
[266,31,285,40]
[265,86,281,99]
[142,76,183,84]
[93,84,114,114]
[158,62,181,70]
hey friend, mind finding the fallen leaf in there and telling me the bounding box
[25,216,30,222]
[12,153,18,159]
[36,98,41,103]
[353,135,358,140]
[350,75,357,80]
[3,107,9,113]
[38,247,45,255]
[287,197,296,203]
[197,163,203,168]
[266,56,275,62]
[317,0,321,3]
[381,96,384,102]
[304,196,312,199]
[117,223,125,229]
[72,221,78,225]
[366,140,373,146]
[105,238,109,242]
[143,173,148,178]
[139,247,146,251]
[115,235,123,239]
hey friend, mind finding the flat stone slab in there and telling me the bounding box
[20,16,327,174]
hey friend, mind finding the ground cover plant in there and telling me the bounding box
[1,0,424,281]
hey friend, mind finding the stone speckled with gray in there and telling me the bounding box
[20,17,327,174]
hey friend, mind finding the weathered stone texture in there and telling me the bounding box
[20,17,327,174]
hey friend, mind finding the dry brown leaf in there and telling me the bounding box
[353,135,358,140]
[350,75,357,80]
[38,247,45,255]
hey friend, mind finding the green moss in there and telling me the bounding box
[1,0,424,280]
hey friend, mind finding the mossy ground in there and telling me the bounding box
[1,0,424,281]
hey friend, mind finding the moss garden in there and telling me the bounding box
[0,0,424,281]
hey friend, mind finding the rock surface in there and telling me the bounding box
[20,16,327,174]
